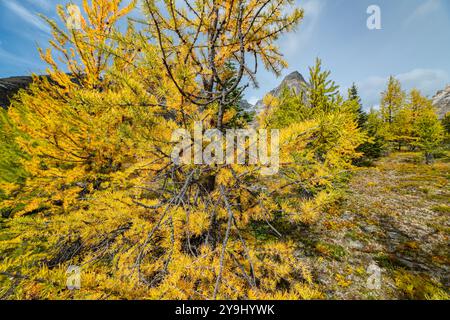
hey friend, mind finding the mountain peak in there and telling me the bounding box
[254,71,307,112]
[283,71,306,83]
[275,71,306,95]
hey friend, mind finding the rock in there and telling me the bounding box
[360,224,378,234]
[254,71,307,113]
[0,76,34,109]
[266,71,306,98]
[238,99,255,113]
[341,211,354,221]
[432,85,450,119]
[347,240,364,250]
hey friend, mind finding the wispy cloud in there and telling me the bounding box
[2,0,50,34]
[282,0,325,53]
[357,68,449,109]
[24,0,53,12]
[404,0,441,26]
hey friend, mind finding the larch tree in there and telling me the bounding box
[3,0,141,213]
[141,0,303,129]
[0,0,327,300]
[262,58,365,221]
[380,76,405,125]
[379,76,408,150]
[305,58,340,114]
[0,0,177,298]
[362,86,444,160]
[414,109,444,164]
[403,89,436,150]
[0,0,367,301]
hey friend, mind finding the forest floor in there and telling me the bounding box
[297,152,450,300]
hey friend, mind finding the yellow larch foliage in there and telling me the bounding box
[0,1,364,301]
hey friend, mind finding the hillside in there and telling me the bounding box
[0,76,33,109]
[433,85,450,119]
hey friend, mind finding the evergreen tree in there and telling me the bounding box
[361,108,387,160]
[219,63,255,129]
[347,83,367,128]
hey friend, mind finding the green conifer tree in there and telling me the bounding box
[347,83,367,128]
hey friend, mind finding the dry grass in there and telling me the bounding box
[301,152,449,299]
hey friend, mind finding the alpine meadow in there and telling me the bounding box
[0,0,449,301]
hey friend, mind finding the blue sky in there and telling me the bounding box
[0,0,449,109]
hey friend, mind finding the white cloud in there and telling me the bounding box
[404,0,441,26]
[2,1,50,34]
[357,68,449,109]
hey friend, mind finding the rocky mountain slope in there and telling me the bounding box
[254,71,307,113]
[432,85,450,119]
[238,99,255,113]
[0,76,33,109]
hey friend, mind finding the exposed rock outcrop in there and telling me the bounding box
[254,71,307,113]
[432,85,450,119]
[0,76,34,109]
[238,99,255,113]
[265,71,306,98]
